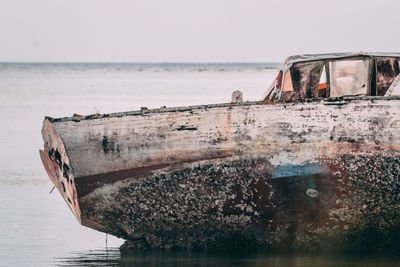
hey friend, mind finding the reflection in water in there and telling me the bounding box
[56,248,121,266]
[56,248,400,267]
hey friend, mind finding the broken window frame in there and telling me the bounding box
[327,57,373,98]
[373,57,400,96]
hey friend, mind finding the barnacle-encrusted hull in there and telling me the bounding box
[40,97,400,251]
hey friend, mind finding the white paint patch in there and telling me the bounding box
[306,188,319,198]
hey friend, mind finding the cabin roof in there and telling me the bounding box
[286,52,400,65]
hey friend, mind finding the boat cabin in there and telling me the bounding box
[263,52,400,102]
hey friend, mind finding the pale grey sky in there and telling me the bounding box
[0,0,398,62]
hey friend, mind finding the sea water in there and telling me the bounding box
[1,63,400,266]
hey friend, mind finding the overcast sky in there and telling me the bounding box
[0,0,398,62]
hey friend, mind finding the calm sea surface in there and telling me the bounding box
[1,63,400,266]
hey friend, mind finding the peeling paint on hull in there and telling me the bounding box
[40,97,400,251]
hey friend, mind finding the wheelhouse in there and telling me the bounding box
[263,52,400,102]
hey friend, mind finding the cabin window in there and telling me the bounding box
[318,65,327,97]
[375,58,400,96]
[291,62,324,99]
[280,70,295,101]
[329,60,370,97]
[282,70,294,92]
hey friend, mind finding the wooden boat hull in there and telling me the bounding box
[40,97,400,250]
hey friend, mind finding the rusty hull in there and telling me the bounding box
[40,96,400,251]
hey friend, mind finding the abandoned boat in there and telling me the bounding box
[40,52,400,251]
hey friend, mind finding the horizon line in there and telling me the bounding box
[0,61,282,65]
